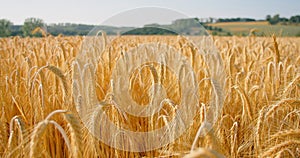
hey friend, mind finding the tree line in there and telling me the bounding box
[266,14,300,25]
[0,18,99,37]
[0,17,222,37]
[216,14,300,25]
[217,18,256,23]
[1,14,300,37]
[0,18,123,37]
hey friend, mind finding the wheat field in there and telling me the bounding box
[0,35,299,157]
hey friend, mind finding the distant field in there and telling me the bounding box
[208,21,300,36]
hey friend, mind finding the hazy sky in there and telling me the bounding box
[0,0,299,25]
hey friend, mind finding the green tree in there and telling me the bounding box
[0,19,13,37]
[22,18,45,37]
[266,15,271,21]
[290,15,300,23]
[269,14,280,25]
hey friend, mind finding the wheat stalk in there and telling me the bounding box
[29,121,48,157]
[64,113,83,158]
[261,140,300,157]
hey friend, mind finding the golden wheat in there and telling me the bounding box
[0,35,299,157]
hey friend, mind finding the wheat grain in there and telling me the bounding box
[261,140,300,157]
[0,35,299,157]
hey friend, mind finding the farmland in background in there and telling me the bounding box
[207,21,300,36]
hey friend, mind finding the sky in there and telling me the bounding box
[0,0,299,26]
